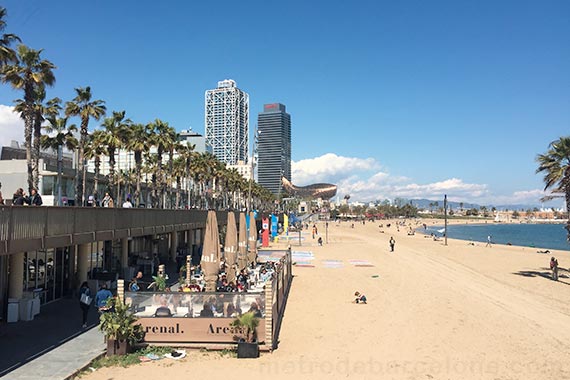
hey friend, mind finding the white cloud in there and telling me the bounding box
[292,153,378,185]
[290,153,554,206]
[0,105,24,148]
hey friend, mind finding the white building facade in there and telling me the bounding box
[205,79,249,165]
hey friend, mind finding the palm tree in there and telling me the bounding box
[536,137,570,241]
[84,130,107,200]
[65,86,106,206]
[172,156,186,208]
[1,45,56,192]
[99,111,131,201]
[40,116,78,206]
[126,123,150,206]
[148,119,176,208]
[142,152,159,207]
[0,7,20,65]
[30,90,61,189]
[13,88,60,189]
[175,143,196,209]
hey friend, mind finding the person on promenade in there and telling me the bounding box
[129,271,144,291]
[354,291,367,304]
[28,188,43,206]
[389,237,395,252]
[12,188,26,205]
[486,235,492,247]
[95,283,113,313]
[122,197,133,208]
[550,257,559,281]
[318,236,323,246]
[79,281,92,328]
[248,302,263,317]
[101,192,114,207]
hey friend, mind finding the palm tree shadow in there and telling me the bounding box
[513,267,570,286]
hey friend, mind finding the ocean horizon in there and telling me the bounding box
[422,222,570,251]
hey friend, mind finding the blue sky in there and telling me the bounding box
[1,0,568,206]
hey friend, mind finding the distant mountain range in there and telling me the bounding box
[408,199,550,211]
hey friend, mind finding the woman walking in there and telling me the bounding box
[79,281,92,328]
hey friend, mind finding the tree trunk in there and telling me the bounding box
[134,151,142,207]
[24,110,34,194]
[94,156,100,199]
[566,180,570,242]
[32,111,42,190]
[108,147,116,202]
[57,145,63,206]
[77,118,88,206]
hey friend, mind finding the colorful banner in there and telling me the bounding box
[271,214,278,238]
[284,213,289,235]
[262,217,270,247]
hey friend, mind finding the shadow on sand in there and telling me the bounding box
[512,267,570,286]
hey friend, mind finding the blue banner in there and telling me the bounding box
[271,214,278,238]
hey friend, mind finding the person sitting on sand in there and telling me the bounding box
[354,291,367,304]
[550,257,559,281]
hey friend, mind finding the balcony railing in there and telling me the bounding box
[0,207,228,256]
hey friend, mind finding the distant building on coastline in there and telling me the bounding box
[179,128,210,154]
[205,79,249,165]
[257,103,291,195]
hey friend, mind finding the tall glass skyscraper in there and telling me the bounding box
[205,79,249,165]
[257,103,291,195]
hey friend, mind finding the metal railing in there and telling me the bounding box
[0,207,229,255]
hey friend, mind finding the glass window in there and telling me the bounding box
[42,176,55,195]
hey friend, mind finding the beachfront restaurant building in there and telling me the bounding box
[0,207,213,325]
[124,248,292,350]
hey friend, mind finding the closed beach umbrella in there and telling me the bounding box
[224,211,238,284]
[238,212,248,271]
[201,210,220,292]
[247,211,258,268]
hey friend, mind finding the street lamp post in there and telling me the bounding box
[248,127,258,212]
[444,194,448,246]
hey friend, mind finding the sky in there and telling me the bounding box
[1,0,568,207]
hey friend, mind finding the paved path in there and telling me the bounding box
[4,327,105,380]
[1,266,180,379]
[0,298,100,378]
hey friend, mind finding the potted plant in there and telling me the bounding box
[148,274,168,291]
[99,297,145,356]
[230,311,260,358]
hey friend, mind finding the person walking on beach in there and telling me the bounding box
[389,237,395,252]
[486,235,492,247]
[78,281,92,328]
[550,257,559,281]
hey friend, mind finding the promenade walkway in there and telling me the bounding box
[0,264,181,379]
[4,327,104,380]
[0,298,103,379]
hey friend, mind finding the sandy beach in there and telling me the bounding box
[81,218,570,380]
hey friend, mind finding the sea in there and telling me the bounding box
[422,223,570,251]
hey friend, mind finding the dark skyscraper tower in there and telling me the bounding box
[257,103,291,195]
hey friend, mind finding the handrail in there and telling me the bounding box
[0,207,229,255]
